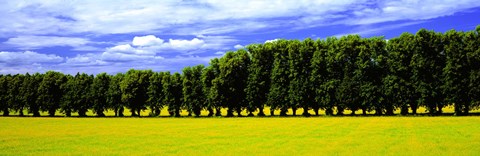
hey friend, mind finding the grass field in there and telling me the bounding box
[0,117,479,155]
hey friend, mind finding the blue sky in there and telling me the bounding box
[1,0,479,75]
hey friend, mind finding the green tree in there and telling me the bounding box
[8,74,25,116]
[108,73,125,116]
[147,72,166,116]
[183,65,206,117]
[60,74,75,116]
[267,40,290,116]
[202,58,221,116]
[465,27,480,114]
[384,33,417,115]
[411,29,445,114]
[22,73,43,116]
[288,39,315,116]
[245,43,274,116]
[92,73,110,117]
[121,69,152,116]
[310,39,329,115]
[37,71,66,117]
[0,75,11,116]
[163,72,183,117]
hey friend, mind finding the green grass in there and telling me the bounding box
[0,117,479,155]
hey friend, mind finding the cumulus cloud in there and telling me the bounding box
[0,51,63,65]
[132,35,164,46]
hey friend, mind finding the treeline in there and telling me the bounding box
[1,26,480,117]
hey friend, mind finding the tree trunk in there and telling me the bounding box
[33,110,40,117]
[279,108,288,116]
[137,109,141,117]
[313,107,319,116]
[375,108,382,115]
[207,107,214,117]
[247,112,254,117]
[336,106,344,116]
[174,109,181,117]
[65,110,71,117]
[236,108,242,117]
[385,105,394,116]
[118,107,124,117]
[270,108,275,116]
[48,109,56,117]
[257,107,266,116]
[292,107,297,116]
[325,107,333,116]
[215,107,222,116]
[3,109,9,116]
[302,107,311,117]
[362,108,367,115]
[226,109,234,117]
[400,105,408,115]
[19,109,24,116]
[436,104,443,115]
[410,104,417,115]
[154,107,161,116]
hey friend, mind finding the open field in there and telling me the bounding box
[1,117,479,155]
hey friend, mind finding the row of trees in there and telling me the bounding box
[1,26,479,117]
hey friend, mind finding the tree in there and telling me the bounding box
[60,74,75,117]
[335,35,363,115]
[364,37,388,115]
[7,74,25,116]
[183,65,206,117]
[163,72,183,117]
[288,39,315,116]
[267,40,291,116]
[37,71,66,117]
[0,75,10,116]
[108,73,125,117]
[202,58,221,116]
[92,73,110,117]
[120,69,152,116]
[465,27,480,114]
[411,29,445,114]
[147,72,166,116]
[245,44,274,116]
[22,73,43,116]
[384,33,417,115]
[310,39,329,115]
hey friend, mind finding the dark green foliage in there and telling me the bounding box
[92,73,110,117]
[22,73,43,116]
[0,75,11,116]
[121,69,153,116]
[288,39,315,116]
[245,44,274,116]
[8,74,25,116]
[163,72,183,117]
[108,73,125,117]
[267,40,290,116]
[147,72,166,116]
[202,58,221,116]
[183,65,205,117]
[37,71,66,117]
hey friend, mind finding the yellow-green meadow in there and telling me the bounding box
[1,116,479,155]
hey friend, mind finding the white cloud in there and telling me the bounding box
[0,51,63,65]
[1,0,478,36]
[132,35,164,46]
[3,36,90,50]
[234,44,244,49]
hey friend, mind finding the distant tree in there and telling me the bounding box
[364,37,388,115]
[108,73,125,116]
[92,73,110,117]
[163,72,183,117]
[37,71,66,117]
[60,74,75,117]
[245,43,274,116]
[183,65,206,117]
[411,29,445,114]
[310,39,328,115]
[22,73,43,116]
[121,69,152,116]
[0,75,11,116]
[465,27,480,114]
[147,72,166,116]
[384,33,417,115]
[267,40,291,116]
[288,39,315,116]
[7,74,25,116]
[335,35,363,115]
[202,58,221,116]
